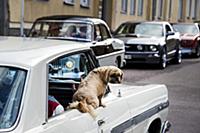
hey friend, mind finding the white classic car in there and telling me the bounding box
[0,37,170,133]
[27,15,125,68]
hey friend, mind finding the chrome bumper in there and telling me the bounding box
[161,121,171,133]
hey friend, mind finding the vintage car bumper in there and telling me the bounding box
[125,51,160,64]
[181,47,196,54]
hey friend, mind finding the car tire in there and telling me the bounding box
[158,48,167,69]
[194,44,200,58]
[173,45,182,64]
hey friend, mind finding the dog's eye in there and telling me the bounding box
[110,74,116,77]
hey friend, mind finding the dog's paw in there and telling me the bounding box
[100,104,106,108]
[67,101,79,109]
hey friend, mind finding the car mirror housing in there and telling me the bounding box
[166,32,175,37]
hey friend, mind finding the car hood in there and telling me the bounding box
[117,36,165,45]
[180,33,199,40]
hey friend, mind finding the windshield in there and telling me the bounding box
[115,23,141,35]
[0,66,26,129]
[172,24,199,35]
[49,53,89,82]
[134,23,163,37]
[29,20,93,42]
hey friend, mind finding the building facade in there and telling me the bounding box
[0,0,200,36]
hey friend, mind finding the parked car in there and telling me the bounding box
[27,15,125,68]
[113,21,182,69]
[172,23,200,57]
[0,36,170,133]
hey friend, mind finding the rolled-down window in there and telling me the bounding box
[0,66,27,129]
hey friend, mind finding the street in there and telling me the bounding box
[123,57,200,133]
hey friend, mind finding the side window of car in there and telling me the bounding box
[94,25,102,42]
[165,25,172,33]
[47,51,94,118]
[99,24,111,40]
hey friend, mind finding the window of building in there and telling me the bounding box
[80,0,90,8]
[186,0,192,18]
[158,0,163,19]
[137,0,143,16]
[121,0,128,14]
[152,0,157,20]
[63,0,75,5]
[191,0,197,19]
[130,0,136,15]
[168,0,172,19]
[178,0,183,20]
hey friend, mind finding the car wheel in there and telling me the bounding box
[194,44,200,58]
[159,48,167,69]
[173,46,182,64]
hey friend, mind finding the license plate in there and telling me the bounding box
[125,55,132,59]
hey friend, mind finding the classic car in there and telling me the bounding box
[27,15,125,68]
[0,37,170,133]
[113,21,182,69]
[172,23,200,57]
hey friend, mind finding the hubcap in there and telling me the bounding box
[178,49,182,63]
[162,53,167,68]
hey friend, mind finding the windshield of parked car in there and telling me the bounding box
[49,53,89,82]
[0,66,26,129]
[172,24,199,35]
[114,23,141,35]
[134,23,163,37]
[29,20,92,42]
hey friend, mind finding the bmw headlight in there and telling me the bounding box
[137,45,143,51]
[149,45,157,51]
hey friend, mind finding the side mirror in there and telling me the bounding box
[166,32,175,37]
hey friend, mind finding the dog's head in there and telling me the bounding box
[93,66,123,84]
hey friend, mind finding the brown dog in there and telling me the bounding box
[68,66,123,118]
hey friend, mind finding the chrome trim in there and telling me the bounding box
[161,121,171,133]
[125,51,159,54]
[111,101,169,133]
[167,50,176,55]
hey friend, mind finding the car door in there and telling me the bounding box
[165,24,177,58]
[92,24,120,66]
[85,92,132,133]
[25,50,100,133]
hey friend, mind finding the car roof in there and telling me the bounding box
[35,15,107,25]
[142,21,170,25]
[0,36,91,68]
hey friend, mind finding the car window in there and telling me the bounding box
[0,66,27,129]
[115,23,139,34]
[165,25,172,33]
[47,50,98,118]
[99,24,111,40]
[172,24,199,35]
[94,25,102,41]
[29,20,92,42]
[135,23,163,37]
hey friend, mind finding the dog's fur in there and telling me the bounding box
[68,66,123,118]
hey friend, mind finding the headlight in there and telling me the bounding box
[137,45,143,51]
[149,45,157,51]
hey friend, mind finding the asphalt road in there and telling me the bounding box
[122,57,200,133]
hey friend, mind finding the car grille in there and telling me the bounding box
[180,40,194,48]
[125,44,157,52]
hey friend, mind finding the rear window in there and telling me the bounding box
[0,66,27,129]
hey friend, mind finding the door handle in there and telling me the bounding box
[98,119,105,126]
